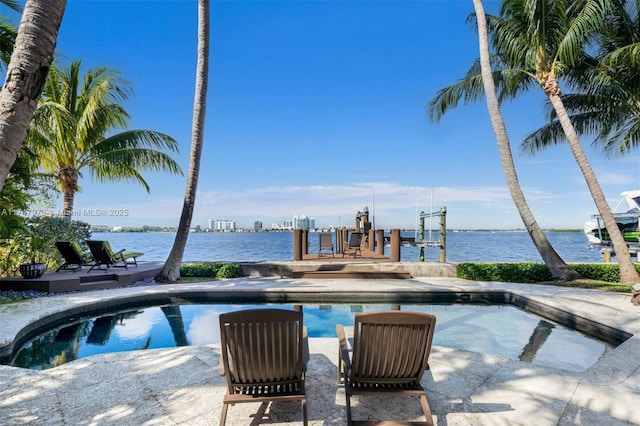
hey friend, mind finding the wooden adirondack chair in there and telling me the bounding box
[336,310,437,425]
[219,308,309,425]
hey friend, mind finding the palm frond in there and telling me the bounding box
[602,117,640,157]
[0,0,21,13]
[25,60,182,205]
[555,0,609,69]
[0,17,16,68]
[83,130,182,176]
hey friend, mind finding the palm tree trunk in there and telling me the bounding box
[60,166,78,216]
[546,88,639,284]
[156,0,209,283]
[0,0,66,192]
[472,0,579,280]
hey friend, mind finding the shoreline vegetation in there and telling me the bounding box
[0,261,632,306]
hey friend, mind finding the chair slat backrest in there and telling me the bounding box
[351,311,436,386]
[319,233,333,250]
[348,232,363,248]
[87,240,106,261]
[87,240,114,263]
[56,241,87,263]
[220,309,304,392]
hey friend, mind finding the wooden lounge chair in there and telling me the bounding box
[86,240,143,272]
[219,308,309,425]
[343,232,363,258]
[55,241,93,272]
[318,232,334,258]
[336,310,437,425]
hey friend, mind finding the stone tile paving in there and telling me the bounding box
[0,277,639,425]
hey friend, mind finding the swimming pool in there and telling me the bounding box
[3,302,618,372]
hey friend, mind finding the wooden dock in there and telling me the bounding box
[0,261,164,293]
[241,246,456,279]
[301,246,389,263]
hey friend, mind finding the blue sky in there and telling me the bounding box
[4,0,640,230]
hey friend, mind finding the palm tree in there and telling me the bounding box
[470,0,579,280]
[0,0,67,193]
[522,1,640,157]
[429,0,639,283]
[156,0,209,283]
[26,60,183,216]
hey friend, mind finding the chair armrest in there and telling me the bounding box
[336,324,351,384]
[112,249,126,260]
[219,353,225,376]
[302,326,310,371]
[336,324,351,369]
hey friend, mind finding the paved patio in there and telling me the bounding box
[1,276,639,425]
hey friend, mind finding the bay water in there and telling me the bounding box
[92,230,608,263]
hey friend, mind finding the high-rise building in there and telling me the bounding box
[293,214,309,230]
[213,219,236,232]
[253,221,263,232]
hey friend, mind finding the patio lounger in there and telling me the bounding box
[86,240,143,272]
[336,310,437,425]
[219,308,309,425]
[55,241,93,272]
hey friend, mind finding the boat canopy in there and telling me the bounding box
[618,190,640,213]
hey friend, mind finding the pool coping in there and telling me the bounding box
[1,276,638,366]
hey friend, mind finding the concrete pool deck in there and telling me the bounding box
[1,276,639,425]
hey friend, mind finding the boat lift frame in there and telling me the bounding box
[417,206,447,262]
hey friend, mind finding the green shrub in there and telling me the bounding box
[457,263,553,283]
[216,263,243,278]
[179,262,243,279]
[569,264,622,282]
[456,262,640,283]
[180,262,219,277]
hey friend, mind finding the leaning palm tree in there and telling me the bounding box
[26,60,183,216]
[0,0,66,193]
[156,0,209,283]
[429,0,639,283]
[469,0,579,280]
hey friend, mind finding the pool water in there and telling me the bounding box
[6,303,614,372]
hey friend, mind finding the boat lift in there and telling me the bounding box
[416,207,447,262]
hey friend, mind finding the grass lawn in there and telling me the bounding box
[536,279,631,293]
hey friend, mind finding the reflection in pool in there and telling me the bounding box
[6,303,615,372]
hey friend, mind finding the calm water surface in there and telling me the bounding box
[7,303,611,372]
[6,231,612,372]
[92,230,606,263]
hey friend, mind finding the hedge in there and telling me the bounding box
[179,262,243,279]
[456,262,640,283]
